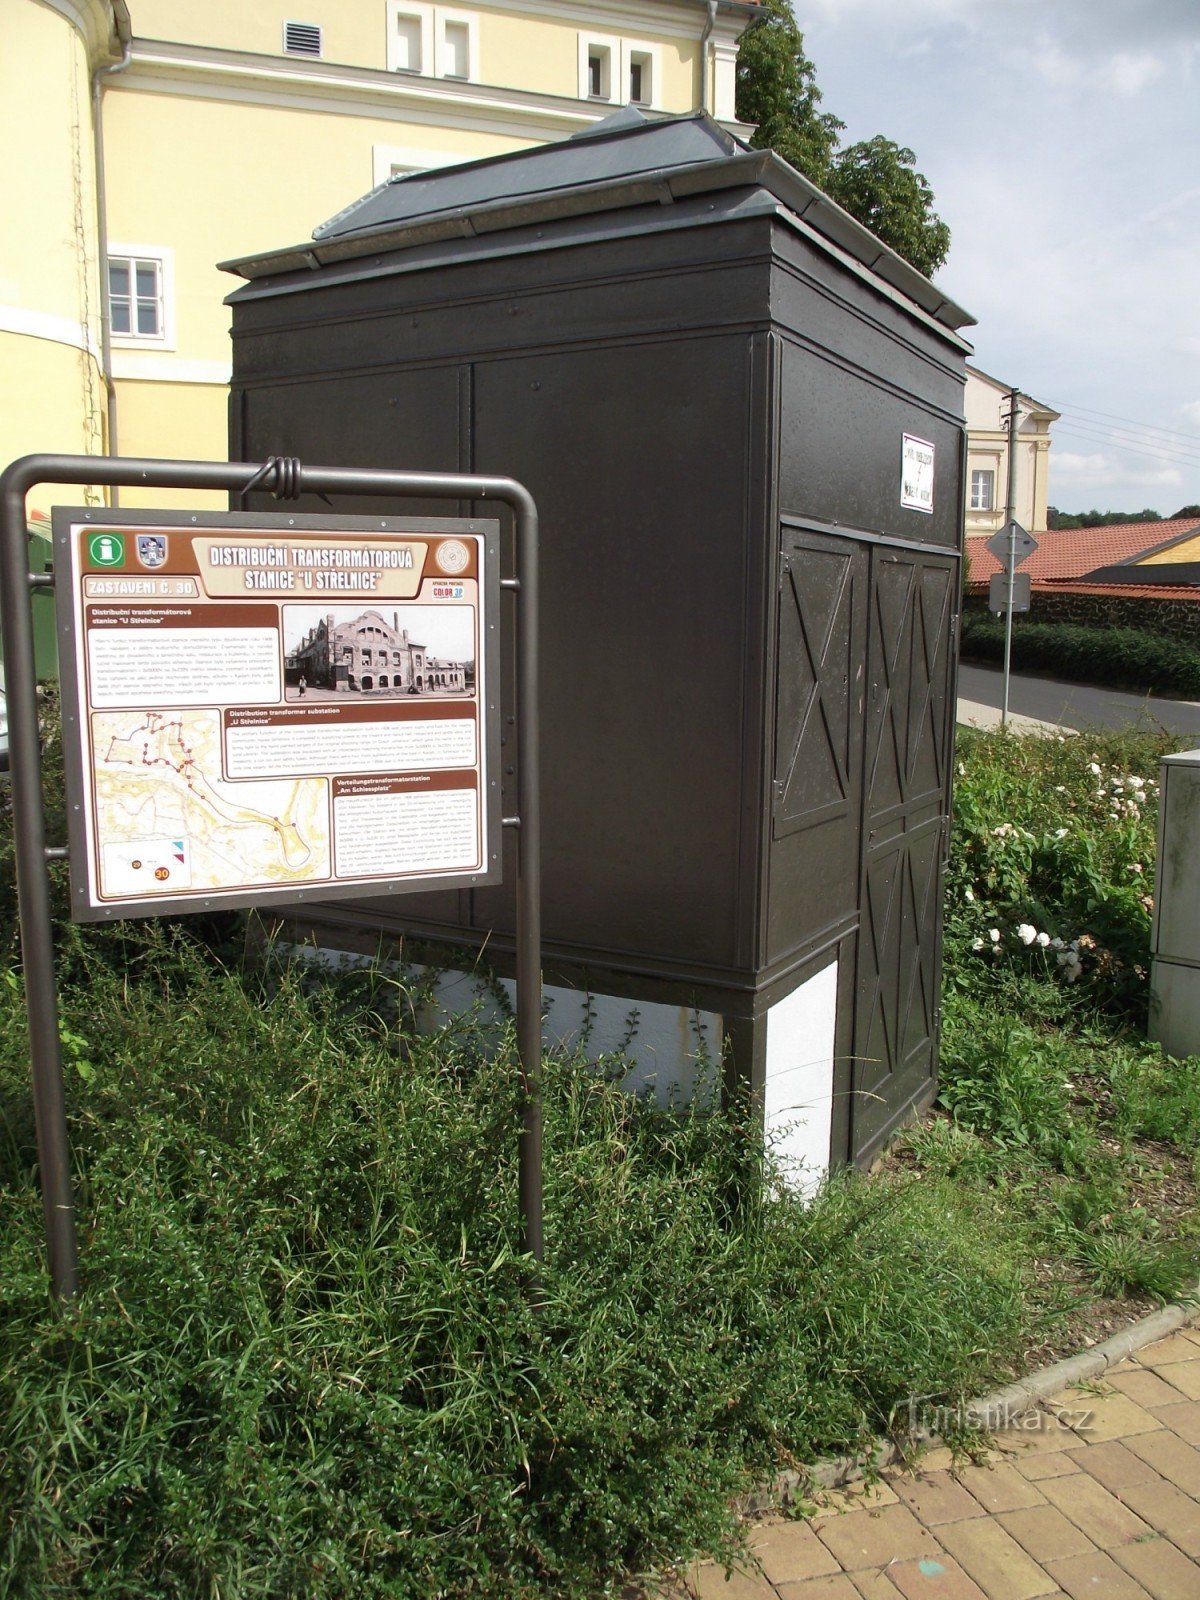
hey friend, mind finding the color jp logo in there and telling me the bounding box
[88,532,125,567]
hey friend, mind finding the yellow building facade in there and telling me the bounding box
[964,365,1058,539]
[3,0,756,512]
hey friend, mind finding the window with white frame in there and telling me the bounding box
[107,246,174,348]
[387,3,477,80]
[371,144,466,186]
[627,50,652,105]
[970,469,995,512]
[579,34,661,108]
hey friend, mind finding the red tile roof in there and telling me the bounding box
[1026,581,1200,604]
[968,517,1200,586]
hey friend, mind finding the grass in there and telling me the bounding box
[907,725,1200,1321]
[0,931,1033,1598]
[1,713,1198,1596]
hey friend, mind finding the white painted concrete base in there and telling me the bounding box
[282,943,721,1105]
[763,960,837,1195]
[416,968,723,1106]
[279,942,838,1188]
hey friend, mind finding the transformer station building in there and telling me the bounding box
[286,608,468,693]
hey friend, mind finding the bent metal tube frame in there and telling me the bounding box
[0,453,542,1300]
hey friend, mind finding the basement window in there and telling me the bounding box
[283,21,322,56]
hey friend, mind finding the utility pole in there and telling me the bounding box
[1000,387,1021,730]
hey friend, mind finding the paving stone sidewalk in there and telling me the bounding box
[662,1324,1200,1600]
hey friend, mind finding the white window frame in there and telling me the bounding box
[106,244,175,351]
[387,2,477,80]
[387,2,433,75]
[622,42,662,109]
[435,8,477,80]
[371,143,468,186]
[579,32,621,103]
[970,468,996,512]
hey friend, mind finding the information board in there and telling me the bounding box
[52,509,501,920]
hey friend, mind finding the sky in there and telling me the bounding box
[797,0,1200,516]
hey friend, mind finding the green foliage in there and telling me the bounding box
[959,614,1200,699]
[735,0,841,182]
[0,923,1031,1597]
[735,1,950,276]
[929,727,1200,1307]
[826,138,951,279]
[1047,507,1163,530]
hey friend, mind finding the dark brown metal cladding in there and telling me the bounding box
[228,113,967,1168]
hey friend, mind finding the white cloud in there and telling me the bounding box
[1102,52,1166,97]
[1052,452,1182,491]
[798,0,1200,514]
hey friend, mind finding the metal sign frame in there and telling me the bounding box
[0,453,542,1300]
[52,506,503,920]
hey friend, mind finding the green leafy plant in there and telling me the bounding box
[960,615,1200,699]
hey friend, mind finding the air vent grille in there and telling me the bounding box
[284,21,322,56]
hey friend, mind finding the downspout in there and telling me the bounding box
[91,7,133,503]
[699,0,718,113]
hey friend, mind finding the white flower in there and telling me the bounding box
[989,928,1001,944]
[1017,923,1037,945]
[964,887,975,902]
[1089,762,1102,776]
[1036,931,1051,947]
[1054,828,1068,839]
[1129,863,1143,874]
[1054,785,1067,793]
[1129,776,1145,790]
[972,937,985,951]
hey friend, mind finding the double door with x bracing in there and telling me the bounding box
[773,526,957,1167]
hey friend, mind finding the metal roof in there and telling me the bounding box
[221,110,975,334]
[312,107,732,242]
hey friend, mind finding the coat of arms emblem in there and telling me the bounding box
[136,533,168,569]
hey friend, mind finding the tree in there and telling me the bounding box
[735,0,841,185]
[826,138,951,279]
[1173,504,1200,519]
[1048,507,1164,529]
[736,1,951,278]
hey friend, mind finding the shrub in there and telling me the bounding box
[960,615,1200,699]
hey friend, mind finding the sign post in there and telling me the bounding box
[0,454,542,1299]
[986,515,1039,732]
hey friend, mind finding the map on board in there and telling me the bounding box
[90,709,329,898]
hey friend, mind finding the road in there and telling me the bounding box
[957,663,1200,739]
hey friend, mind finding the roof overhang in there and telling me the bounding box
[221,118,974,336]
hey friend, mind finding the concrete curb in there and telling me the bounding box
[738,1290,1200,1513]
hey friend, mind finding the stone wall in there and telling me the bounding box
[965,587,1200,645]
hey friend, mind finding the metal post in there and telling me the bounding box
[0,469,79,1300]
[1000,387,1020,731]
[512,492,542,1264]
[0,452,542,1294]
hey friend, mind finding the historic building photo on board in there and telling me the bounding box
[282,606,475,701]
